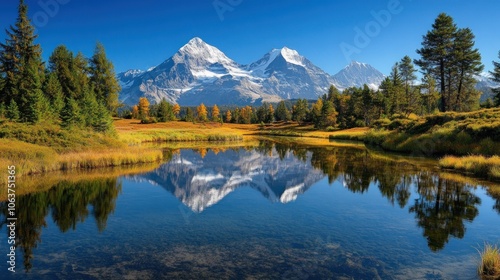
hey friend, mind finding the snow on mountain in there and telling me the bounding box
[130,148,324,213]
[118,38,384,106]
[332,61,385,90]
[475,72,499,102]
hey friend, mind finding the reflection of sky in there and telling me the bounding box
[2,147,500,279]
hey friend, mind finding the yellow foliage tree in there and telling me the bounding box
[138,97,150,120]
[132,105,139,119]
[197,103,208,122]
[225,110,232,123]
[212,104,220,122]
[172,103,181,119]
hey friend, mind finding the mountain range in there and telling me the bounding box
[118,37,498,106]
[118,37,385,106]
[127,148,325,212]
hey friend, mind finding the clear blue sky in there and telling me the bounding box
[1,0,499,76]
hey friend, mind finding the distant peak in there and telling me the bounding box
[188,37,204,44]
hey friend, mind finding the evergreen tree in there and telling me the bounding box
[212,104,220,122]
[60,98,83,128]
[256,103,269,123]
[415,13,483,112]
[398,56,420,115]
[6,99,20,121]
[43,72,65,116]
[489,51,500,106]
[89,42,121,114]
[49,46,76,99]
[292,99,308,124]
[72,52,90,100]
[420,74,440,114]
[450,28,483,111]
[185,107,194,122]
[0,0,44,121]
[157,98,173,122]
[415,13,457,112]
[80,88,99,127]
[320,100,337,128]
[275,101,291,122]
[92,102,113,133]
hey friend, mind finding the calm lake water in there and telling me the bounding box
[2,140,500,279]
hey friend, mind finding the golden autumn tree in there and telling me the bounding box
[212,104,220,122]
[138,97,150,120]
[132,105,139,119]
[172,103,181,119]
[225,110,232,123]
[197,103,208,122]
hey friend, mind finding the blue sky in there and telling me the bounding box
[1,0,499,76]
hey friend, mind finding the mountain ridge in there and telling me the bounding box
[118,37,385,106]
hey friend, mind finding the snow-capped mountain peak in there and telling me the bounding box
[333,61,385,90]
[280,47,305,67]
[175,37,234,66]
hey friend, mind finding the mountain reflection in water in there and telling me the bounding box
[1,140,499,276]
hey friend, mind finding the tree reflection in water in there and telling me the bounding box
[0,178,121,272]
[0,140,496,272]
[264,141,483,252]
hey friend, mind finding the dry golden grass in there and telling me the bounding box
[478,243,500,279]
[440,155,500,180]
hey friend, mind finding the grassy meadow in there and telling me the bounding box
[1,107,499,192]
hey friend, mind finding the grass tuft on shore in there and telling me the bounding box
[478,243,500,279]
[440,155,500,180]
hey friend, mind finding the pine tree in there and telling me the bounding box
[275,101,291,122]
[491,51,500,107]
[49,46,76,99]
[320,100,337,128]
[398,56,420,115]
[6,99,20,121]
[415,13,483,112]
[225,110,232,123]
[212,104,220,122]
[450,28,483,111]
[72,52,89,100]
[92,102,113,133]
[420,74,440,114]
[43,72,65,116]
[292,99,308,124]
[60,98,83,128]
[89,42,121,115]
[185,107,194,122]
[157,98,173,122]
[196,103,208,122]
[0,0,44,121]
[80,88,99,127]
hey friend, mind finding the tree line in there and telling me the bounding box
[0,0,120,133]
[127,12,499,129]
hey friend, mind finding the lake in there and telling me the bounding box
[2,139,500,279]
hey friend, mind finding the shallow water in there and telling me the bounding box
[1,140,499,279]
